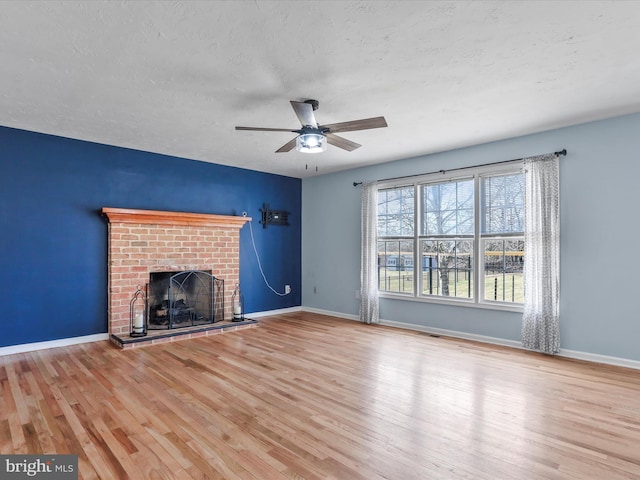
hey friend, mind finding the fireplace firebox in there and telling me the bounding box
[147,270,224,330]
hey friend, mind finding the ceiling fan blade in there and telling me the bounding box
[275,137,297,153]
[235,126,297,132]
[321,116,387,133]
[290,101,318,127]
[325,133,361,152]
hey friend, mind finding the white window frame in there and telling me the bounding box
[376,161,524,312]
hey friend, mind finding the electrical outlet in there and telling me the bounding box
[285,285,291,294]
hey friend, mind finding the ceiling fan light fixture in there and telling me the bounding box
[296,132,327,153]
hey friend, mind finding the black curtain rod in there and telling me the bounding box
[353,149,567,187]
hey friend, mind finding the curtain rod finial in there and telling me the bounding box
[353,181,362,187]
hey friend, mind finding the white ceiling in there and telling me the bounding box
[2,1,640,179]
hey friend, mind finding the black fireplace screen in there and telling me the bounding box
[147,270,224,329]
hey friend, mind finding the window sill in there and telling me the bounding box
[378,292,524,313]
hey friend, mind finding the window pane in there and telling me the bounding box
[483,239,524,303]
[421,240,473,298]
[481,173,524,234]
[422,179,474,235]
[377,187,414,237]
[378,240,414,293]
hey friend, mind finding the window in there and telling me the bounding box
[420,178,475,299]
[377,187,414,293]
[481,173,525,304]
[376,163,524,309]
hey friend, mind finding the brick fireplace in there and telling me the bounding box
[102,207,254,348]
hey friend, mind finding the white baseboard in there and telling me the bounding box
[300,307,640,371]
[0,333,110,356]
[247,306,302,318]
[555,348,640,370]
[302,306,359,321]
[379,317,524,348]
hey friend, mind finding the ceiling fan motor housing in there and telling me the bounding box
[304,99,320,111]
[299,125,323,135]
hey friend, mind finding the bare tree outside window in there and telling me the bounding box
[421,179,474,298]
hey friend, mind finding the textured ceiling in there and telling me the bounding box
[2,1,640,178]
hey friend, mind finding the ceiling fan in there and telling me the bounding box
[235,99,387,153]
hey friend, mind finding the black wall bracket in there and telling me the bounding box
[260,203,289,229]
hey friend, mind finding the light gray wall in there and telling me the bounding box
[302,112,640,362]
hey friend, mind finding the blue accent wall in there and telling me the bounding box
[302,112,640,363]
[0,126,301,348]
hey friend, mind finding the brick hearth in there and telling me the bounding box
[102,208,254,349]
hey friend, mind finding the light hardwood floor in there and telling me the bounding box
[1,312,639,479]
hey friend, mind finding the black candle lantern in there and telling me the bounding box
[130,285,148,337]
[231,284,244,322]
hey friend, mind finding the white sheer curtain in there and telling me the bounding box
[360,181,379,324]
[522,153,560,354]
